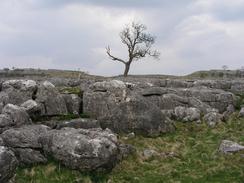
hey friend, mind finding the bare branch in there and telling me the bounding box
[106,46,126,64]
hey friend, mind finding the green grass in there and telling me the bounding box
[16,116,244,183]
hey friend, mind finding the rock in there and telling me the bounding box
[0,92,9,106]
[143,149,159,159]
[56,118,100,130]
[2,104,32,127]
[0,114,14,128]
[1,125,50,165]
[1,80,37,105]
[21,100,42,120]
[174,106,201,122]
[219,140,244,154]
[0,102,3,114]
[84,80,175,137]
[1,125,50,148]
[117,144,136,161]
[41,128,121,171]
[13,148,47,165]
[203,112,223,127]
[0,146,18,183]
[223,104,235,121]
[239,107,244,118]
[62,94,81,115]
[36,81,68,116]
[99,95,174,137]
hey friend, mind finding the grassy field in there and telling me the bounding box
[16,115,244,183]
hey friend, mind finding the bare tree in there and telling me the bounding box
[106,22,160,77]
[222,65,228,70]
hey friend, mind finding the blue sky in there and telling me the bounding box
[0,0,244,76]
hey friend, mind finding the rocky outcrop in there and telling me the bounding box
[174,106,201,122]
[36,81,68,116]
[0,146,18,183]
[41,128,123,171]
[62,94,81,115]
[219,140,244,154]
[239,107,244,118]
[1,80,37,105]
[0,104,32,133]
[56,118,100,130]
[203,111,223,127]
[1,125,50,165]
[84,80,175,137]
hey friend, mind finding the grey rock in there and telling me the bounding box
[99,95,174,137]
[62,94,81,115]
[41,128,120,171]
[1,80,37,105]
[219,140,244,154]
[143,149,159,159]
[0,114,14,128]
[0,146,18,183]
[2,104,32,127]
[56,118,100,130]
[203,112,223,127]
[1,125,50,148]
[84,80,174,137]
[174,107,201,122]
[36,81,68,116]
[13,148,47,165]
[21,100,42,119]
[239,107,244,118]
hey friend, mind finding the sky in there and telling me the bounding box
[0,0,244,76]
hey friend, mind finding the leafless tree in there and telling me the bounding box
[222,65,228,70]
[106,22,160,77]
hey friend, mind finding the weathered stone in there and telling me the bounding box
[203,112,223,127]
[84,80,174,137]
[56,118,100,130]
[41,128,121,171]
[0,146,18,183]
[36,81,68,116]
[2,104,32,125]
[62,94,81,115]
[174,106,201,122]
[99,95,174,137]
[1,125,50,148]
[13,148,47,165]
[219,140,244,154]
[21,100,42,120]
[239,107,244,118]
[1,80,37,105]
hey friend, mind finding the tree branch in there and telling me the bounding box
[106,46,126,64]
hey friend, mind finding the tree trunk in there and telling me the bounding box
[123,63,130,77]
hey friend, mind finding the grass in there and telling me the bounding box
[16,116,244,183]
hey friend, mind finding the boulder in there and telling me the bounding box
[174,106,201,122]
[239,107,244,118]
[2,104,32,127]
[62,94,81,115]
[41,128,121,171]
[1,125,50,148]
[21,100,42,120]
[13,148,47,165]
[56,118,100,130]
[98,95,174,137]
[84,80,175,136]
[1,80,37,105]
[203,112,223,127]
[219,140,244,154]
[36,81,68,116]
[0,146,18,183]
[1,125,50,165]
